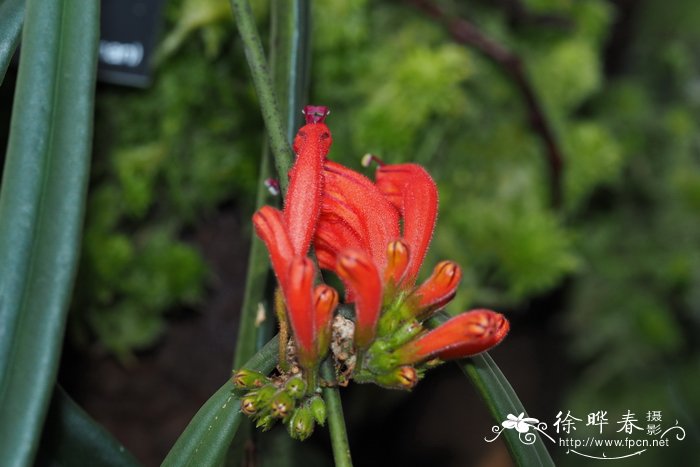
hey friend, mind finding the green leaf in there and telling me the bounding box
[163,336,279,467]
[0,1,100,465]
[0,0,24,84]
[428,314,554,466]
[458,353,555,467]
[36,386,141,467]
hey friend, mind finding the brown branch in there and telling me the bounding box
[406,0,565,208]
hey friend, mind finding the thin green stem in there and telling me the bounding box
[321,361,353,467]
[230,0,294,193]
[232,147,273,370]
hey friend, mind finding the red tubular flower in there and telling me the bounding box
[393,310,510,364]
[252,106,338,371]
[336,249,383,349]
[286,257,316,368]
[313,157,443,345]
[284,107,332,256]
[252,206,294,289]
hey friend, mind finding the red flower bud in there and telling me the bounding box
[412,260,462,318]
[314,284,339,357]
[384,240,410,287]
[395,309,509,364]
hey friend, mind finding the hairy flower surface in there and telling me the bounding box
[252,106,337,372]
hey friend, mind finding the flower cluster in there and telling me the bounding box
[233,106,509,438]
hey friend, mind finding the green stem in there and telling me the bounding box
[458,354,554,467]
[321,361,353,467]
[232,147,273,370]
[270,0,310,144]
[229,0,294,193]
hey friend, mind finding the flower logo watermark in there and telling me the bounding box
[486,412,556,445]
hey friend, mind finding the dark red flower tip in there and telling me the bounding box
[335,249,383,349]
[394,309,509,364]
[375,164,438,285]
[303,105,330,124]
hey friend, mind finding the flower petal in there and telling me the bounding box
[336,249,383,349]
[314,212,367,270]
[284,122,332,256]
[286,257,317,368]
[253,206,294,289]
[323,161,400,274]
[376,164,438,285]
[394,309,509,364]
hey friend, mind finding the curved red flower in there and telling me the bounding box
[252,106,338,372]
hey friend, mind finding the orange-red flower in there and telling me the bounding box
[252,106,337,371]
[312,146,508,364]
[254,104,509,376]
[393,310,510,364]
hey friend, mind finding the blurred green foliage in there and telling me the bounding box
[72,0,700,462]
[70,0,263,360]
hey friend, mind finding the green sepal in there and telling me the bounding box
[255,414,276,431]
[284,375,307,399]
[308,395,326,426]
[270,391,295,419]
[287,404,315,441]
[232,369,270,390]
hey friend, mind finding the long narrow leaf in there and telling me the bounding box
[0,0,24,84]
[229,0,294,193]
[458,354,555,467]
[429,314,555,466]
[270,0,310,145]
[0,1,100,465]
[36,386,141,467]
[163,336,279,467]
